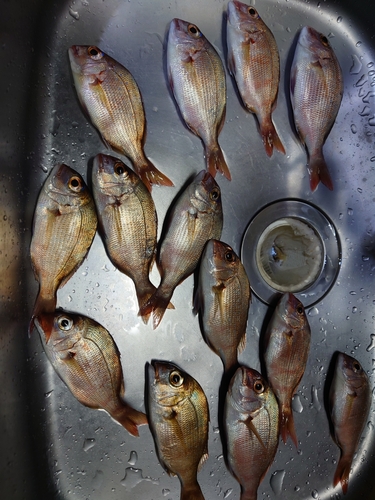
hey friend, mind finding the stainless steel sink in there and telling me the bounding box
[2,0,375,498]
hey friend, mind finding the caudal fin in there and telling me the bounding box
[205,143,231,181]
[333,454,352,494]
[29,293,56,341]
[308,154,334,192]
[112,403,148,437]
[136,157,174,192]
[136,281,158,324]
[280,405,298,448]
[260,119,286,157]
[138,287,175,329]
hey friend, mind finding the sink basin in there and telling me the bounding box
[1,0,375,498]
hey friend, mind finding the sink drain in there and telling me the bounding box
[241,200,341,307]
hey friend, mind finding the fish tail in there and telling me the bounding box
[138,286,175,329]
[205,143,232,181]
[136,157,174,192]
[112,403,148,437]
[29,293,56,341]
[333,454,352,494]
[136,281,158,324]
[260,119,286,157]
[280,406,298,448]
[308,154,334,192]
[180,481,205,500]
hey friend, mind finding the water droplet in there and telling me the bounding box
[370,156,375,162]
[224,489,233,499]
[162,490,170,497]
[368,115,375,126]
[311,490,319,499]
[339,213,343,220]
[92,470,103,490]
[308,307,319,317]
[350,54,362,75]
[311,385,321,411]
[83,438,96,452]
[352,306,358,313]
[292,394,304,413]
[350,291,357,295]
[357,187,363,194]
[337,16,342,23]
[294,485,301,492]
[367,421,374,431]
[128,451,138,466]
[270,470,286,496]
[359,105,371,116]
[363,91,375,103]
[362,255,369,262]
[44,390,53,398]
[366,334,375,352]
[120,468,159,490]
[350,124,357,134]
[356,74,367,87]
[69,7,80,20]
[347,208,353,215]
[67,295,72,302]
[356,41,362,47]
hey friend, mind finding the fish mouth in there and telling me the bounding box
[33,314,54,344]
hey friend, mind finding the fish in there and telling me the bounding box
[68,45,173,192]
[290,26,343,191]
[263,292,311,447]
[29,164,97,339]
[139,170,223,329]
[92,153,158,321]
[167,18,231,180]
[194,239,251,373]
[328,352,371,495]
[35,311,148,437]
[147,360,209,500]
[224,366,279,500]
[226,1,285,157]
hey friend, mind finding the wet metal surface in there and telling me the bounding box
[1,0,375,499]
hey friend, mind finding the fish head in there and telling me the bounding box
[202,239,240,283]
[148,360,197,408]
[297,26,333,60]
[229,366,269,414]
[34,311,83,352]
[227,1,262,34]
[93,153,135,197]
[45,163,89,207]
[191,170,222,214]
[278,292,308,330]
[336,352,369,393]
[68,45,108,86]
[168,18,208,59]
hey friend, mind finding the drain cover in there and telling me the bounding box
[241,200,341,307]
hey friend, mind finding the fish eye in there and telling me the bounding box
[188,24,200,37]
[210,187,220,201]
[320,35,329,46]
[169,370,184,387]
[296,305,304,315]
[254,381,264,393]
[58,316,73,331]
[69,176,83,192]
[353,361,361,372]
[225,250,234,262]
[248,7,258,18]
[87,46,103,60]
[114,161,125,176]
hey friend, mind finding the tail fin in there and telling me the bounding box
[138,287,175,329]
[136,157,174,192]
[260,119,286,157]
[205,143,231,181]
[280,405,298,448]
[308,154,334,192]
[135,280,158,324]
[29,293,56,341]
[180,481,205,500]
[333,454,352,494]
[112,403,148,437]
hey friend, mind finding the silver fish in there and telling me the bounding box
[194,239,251,372]
[139,170,223,329]
[167,18,231,180]
[224,366,279,500]
[290,26,343,191]
[92,153,157,321]
[68,45,173,191]
[328,352,370,494]
[35,311,148,437]
[227,1,285,157]
[147,360,209,500]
